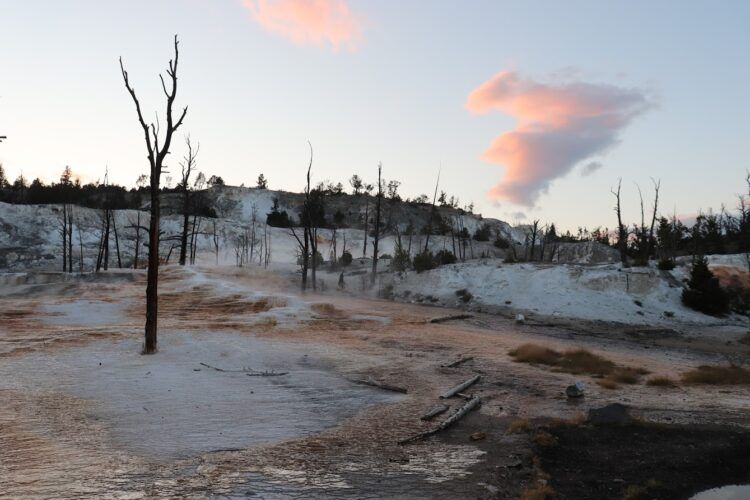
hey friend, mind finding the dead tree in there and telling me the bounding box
[611,178,628,266]
[424,168,441,253]
[178,135,198,266]
[290,142,313,290]
[211,219,222,265]
[371,163,383,285]
[126,211,147,269]
[59,204,69,272]
[529,220,540,261]
[120,35,188,354]
[646,178,661,262]
[112,211,122,268]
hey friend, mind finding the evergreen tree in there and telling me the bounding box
[682,256,729,315]
[256,173,268,189]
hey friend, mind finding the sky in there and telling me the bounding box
[0,0,748,231]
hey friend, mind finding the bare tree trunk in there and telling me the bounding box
[68,208,73,272]
[371,163,383,285]
[77,214,84,272]
[121,35,188,354]
[611,178,628,266]
[112,211,122,268]
[362,197,369,257]
[647,178,660,262]
[424,168,441,253]
[61,204,68,272]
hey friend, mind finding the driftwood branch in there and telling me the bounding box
[199,362,288,377]
[420,404,449,421]
[429,314,472,324]
[399,396,482,445]
[441,356,474,368]
[440,375,481,399]
[352,376,407,394]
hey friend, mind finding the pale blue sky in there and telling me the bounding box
[0,0,748,230]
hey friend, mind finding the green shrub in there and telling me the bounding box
[340,250,353,266]
[391,248,411,272]
[413,251,436,273]
[435,249,457,266]
[657,258,675,270]
[682,256,729,315]
[473,223,492,241]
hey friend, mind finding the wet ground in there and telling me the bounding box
[1,265,750,498]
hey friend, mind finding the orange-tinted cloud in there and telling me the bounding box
[242,0,362,50]
[466,71,652,206]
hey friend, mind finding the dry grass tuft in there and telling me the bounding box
[509,343,649,383]
[622,479,662,500]
[681,365,750,385]
[531,430,558,448]
[597,378,619,390]
[521,483,555,500]
[646,376,679,388]
[311,303,339,316]
[507,417,530,434]
[508,344,561,364]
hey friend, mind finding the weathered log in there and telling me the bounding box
[440,375,481,399]
[399,396,482,445]
[420,404,450,421]
[429,314,473,324]
[352,376,408,394]
[246,371,288,377]
[441,356,474,368]
[200,362,288,376]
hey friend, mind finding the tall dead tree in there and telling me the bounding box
[120,35,188,354]
[371,163,383,285]
[646,178,661,262]
[290,142,313,290]
[424,168,441,253]
[178,135,198,266]
[611,178,628,266]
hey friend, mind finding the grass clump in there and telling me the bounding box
[622,479,662,500]
[521,483,555,500]
[509,343,649,383]
[646,376,679,388]
[531,430,558,448]
[681,365,750,385]
[507,417,530,434]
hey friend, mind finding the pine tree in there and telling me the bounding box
[256,173,268,189]
[682,256,729,315]
[0,163,7,189]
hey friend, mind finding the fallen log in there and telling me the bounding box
[352,376,408,394]
[201,362,288,376]
[420,404,450,421]
[441,356,474,368]
[440,375,481,399]
[399,396,482,445]
[246,371,288,377]
[429,314,473,324]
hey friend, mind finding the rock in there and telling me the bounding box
[565,381,585,398]
[515,314,525,324]
[470,432,486,441]
[587,403,632,425]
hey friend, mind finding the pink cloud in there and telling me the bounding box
[242,0,362,50]
[466,71,652,206]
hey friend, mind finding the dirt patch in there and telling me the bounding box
[536,421,750,499]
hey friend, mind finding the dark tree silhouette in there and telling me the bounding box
[120,35,188,354]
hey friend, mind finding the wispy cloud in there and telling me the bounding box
[466,71,652,206]
[580,161,603,177]
[242,0,363,50]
